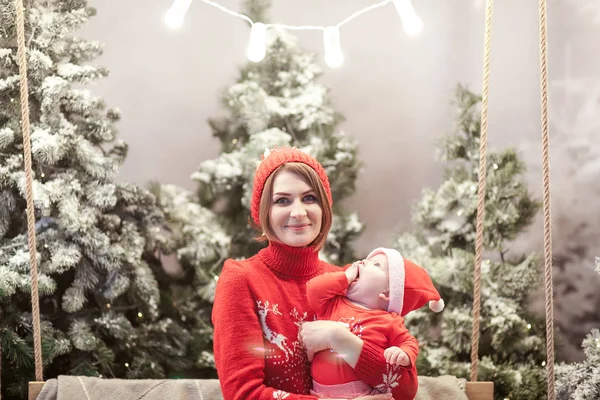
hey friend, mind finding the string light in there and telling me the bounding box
[393,0,423,36]
[164,0,423,67]
[164,0,193,29]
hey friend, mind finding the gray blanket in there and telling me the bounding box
[36,375,468,400]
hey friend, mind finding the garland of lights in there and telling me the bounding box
[164,0,423,68]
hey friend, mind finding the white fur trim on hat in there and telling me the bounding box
[367,247,405,314]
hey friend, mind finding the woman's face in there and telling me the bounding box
[268,170,323,247]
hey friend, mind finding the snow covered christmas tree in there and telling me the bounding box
[555,257,600,400]
[148,183,230,377]
[394,85,547,400]
[0,1,196,396]
[192,0,363,264]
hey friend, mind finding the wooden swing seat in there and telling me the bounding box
[28,380,493,400]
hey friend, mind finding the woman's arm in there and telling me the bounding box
[212,260,316,400]
[303,324,419,399]
[300,321,389,384]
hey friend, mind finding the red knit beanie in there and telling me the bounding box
[251,147,333,225]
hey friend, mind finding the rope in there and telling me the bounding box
[470,0,494,383]
[14,0,44,382]
[538,0,555,398]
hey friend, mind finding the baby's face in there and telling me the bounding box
[347,252,391,310]
[363,253,389,276]
[358,253,389,294]
[346,252,390,307]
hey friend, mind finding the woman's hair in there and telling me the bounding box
[252,162,332,250]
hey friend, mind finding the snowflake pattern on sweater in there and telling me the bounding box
[273,390,291,399]
[373,364,403,393]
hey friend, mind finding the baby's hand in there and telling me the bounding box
[345,261,361,284]
[384,346,410,367]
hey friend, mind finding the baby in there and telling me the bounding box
[306,247,444,400]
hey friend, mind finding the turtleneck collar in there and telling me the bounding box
[258,241,321,279]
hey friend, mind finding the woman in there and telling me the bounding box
[212,147,394,400]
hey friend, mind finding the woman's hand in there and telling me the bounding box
[300,319,365,367]
[300,320,349,361]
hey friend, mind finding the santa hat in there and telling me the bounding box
[250,147,332,225]
[366,247,445,316]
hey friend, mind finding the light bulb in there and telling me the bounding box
[393,0,423,36]
[164,0,193,29]
[403,18,423,36]
[323,26,344,68]
[164,10,184,29]
[247,23,267,62]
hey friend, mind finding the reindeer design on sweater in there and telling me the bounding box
[257,300,293,360]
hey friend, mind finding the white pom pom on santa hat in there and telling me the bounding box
[429,299,445,313]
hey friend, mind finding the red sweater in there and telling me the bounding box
[212,242,390,400]
[307,272,419,400]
